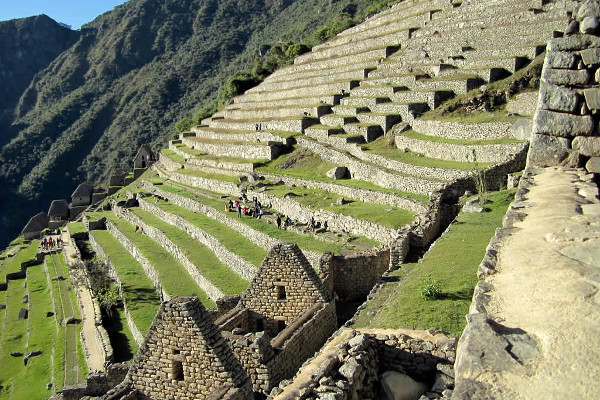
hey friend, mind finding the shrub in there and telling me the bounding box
[419,276,441,300]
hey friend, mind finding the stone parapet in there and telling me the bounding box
[394,134,527,163]
[411,119,514,140]
[138,197,257,281]
[112,206,224,301]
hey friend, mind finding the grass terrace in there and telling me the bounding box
[154,182,352,254]
[399,129,525,145]
[150,199,267,266]
[264,184,415,229]
[362,136,490,170]
[352,188,516,335]
[0,240,39,282]
[103,307,138,362]
[127,207,249,294]
[67,222,87,235]
[161,149,186,164]
[91,230,160,335]
[100,212,215,307]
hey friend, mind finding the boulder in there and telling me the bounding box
[507,173,521,189]
[577,1,600,21]
[46,311,54,317]
[463,198,484,213]
[586,157,600,172]
[22,295,28,304]
[379,371,428,400]
[565,20,580,36]
[572,136,600,157]
[326,166,350,180]
[336,197,347,205]
[526,133,570,167]
[511,118,532,140]
[62,317,81,326]
[538,85,578,113]
[581,16,600,34]
[506,92,539,116]
[10,352,23,357]
[238,175,248,183]
[18,308,28,319]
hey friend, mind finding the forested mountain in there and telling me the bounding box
[0,0,392,247]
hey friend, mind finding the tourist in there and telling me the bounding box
[237,203,242,218]
[276,215,282,229]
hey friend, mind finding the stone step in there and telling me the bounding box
[340,96,391,107]
[371,102,429,122]
[223,104,331,120]
[392,90,454,109]
[230,94,342,109]
[208,117,318,134]
[356,113,402,133]
[349,85,409,98]
[304,125,345,141]
[320,114,358,126]
[342,123,383,142]
[247,67,371,94]
[234,80,359,103]
[331,104,370,116]
[413,75,484,94]
[393,133,527,163]
[181,137,281,160]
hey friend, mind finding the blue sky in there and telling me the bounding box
[0,1,130,29]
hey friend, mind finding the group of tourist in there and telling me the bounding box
[225,194,265,219]
[306,216,327,233]
[275,214,294,230]
[41,236,62,250]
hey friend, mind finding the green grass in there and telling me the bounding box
[9,264,57,399]
[362,136,490,170]
[102,213,215,308]
[102,307,138,363]
[128,207,249,295]
[352,188,516,335]
[156,183,349,254]
[175,168,240,183]
[151,199,267,266]
[161,149,186,164]
[67,222,87,235]
[0,241,39,283]
[264,184,415,229]
[0,279,28,398]
[91,230,160,335]
[399,129,524,146]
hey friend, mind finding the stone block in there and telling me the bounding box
[577,1,600,21]
[511,118,532,140]
[581,48,600,67]
[586,157,600,172]
[538,85,579,113]
[581,16,600,35]
[533,110,594,137]
[526,133,571,167]
[548,35,600,51]
[572,136,600,156]
[584,88,600,111]
[506,92,538,116]
[546,51,577,69]
[542,68,590,86]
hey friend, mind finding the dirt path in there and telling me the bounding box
[61,229,105,373]
[484,167,600,399]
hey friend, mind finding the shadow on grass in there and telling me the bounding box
[102,307,134,362]
[437,286,474,301]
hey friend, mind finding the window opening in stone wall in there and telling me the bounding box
[277,285,287,300]
[172,360,184,381]
[277,320,286,333]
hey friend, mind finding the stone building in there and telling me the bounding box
[133,144,156,170]
[71,182,95,207]
[21,211,48,240]
[106,243,337,399]
[48,199,69,230]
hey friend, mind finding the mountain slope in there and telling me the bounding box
[0,0,390,248]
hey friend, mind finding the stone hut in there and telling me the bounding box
[106,297,252,400]
[48,199,69,230]
[21,212,48,240]
[133,144,156,170]
[71,182,95,207]
[215,242,338,395]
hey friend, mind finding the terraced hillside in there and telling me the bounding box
[0,0,578,398]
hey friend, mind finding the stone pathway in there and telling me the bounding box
[61,229,105,372]
[457,167,600,399]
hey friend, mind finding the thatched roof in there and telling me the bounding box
[21,212,48,234]
[48,199,69,218]
[71,182,94,198]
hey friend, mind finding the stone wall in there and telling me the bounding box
[138,198,257,280]
[112,205,224,301]
[528,11,600,172]
[125,297,252,399]
[319,247,391,301]
[410,119,514,140]
[157,167,239,196]
[157,152,183,172]
[88,230,146,345]
[181,137,275,160]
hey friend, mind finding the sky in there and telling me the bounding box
[0,0,130,29]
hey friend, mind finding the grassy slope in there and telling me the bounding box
[353,189,516,335]
[91,230,160,335]
[128,207,249,295]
